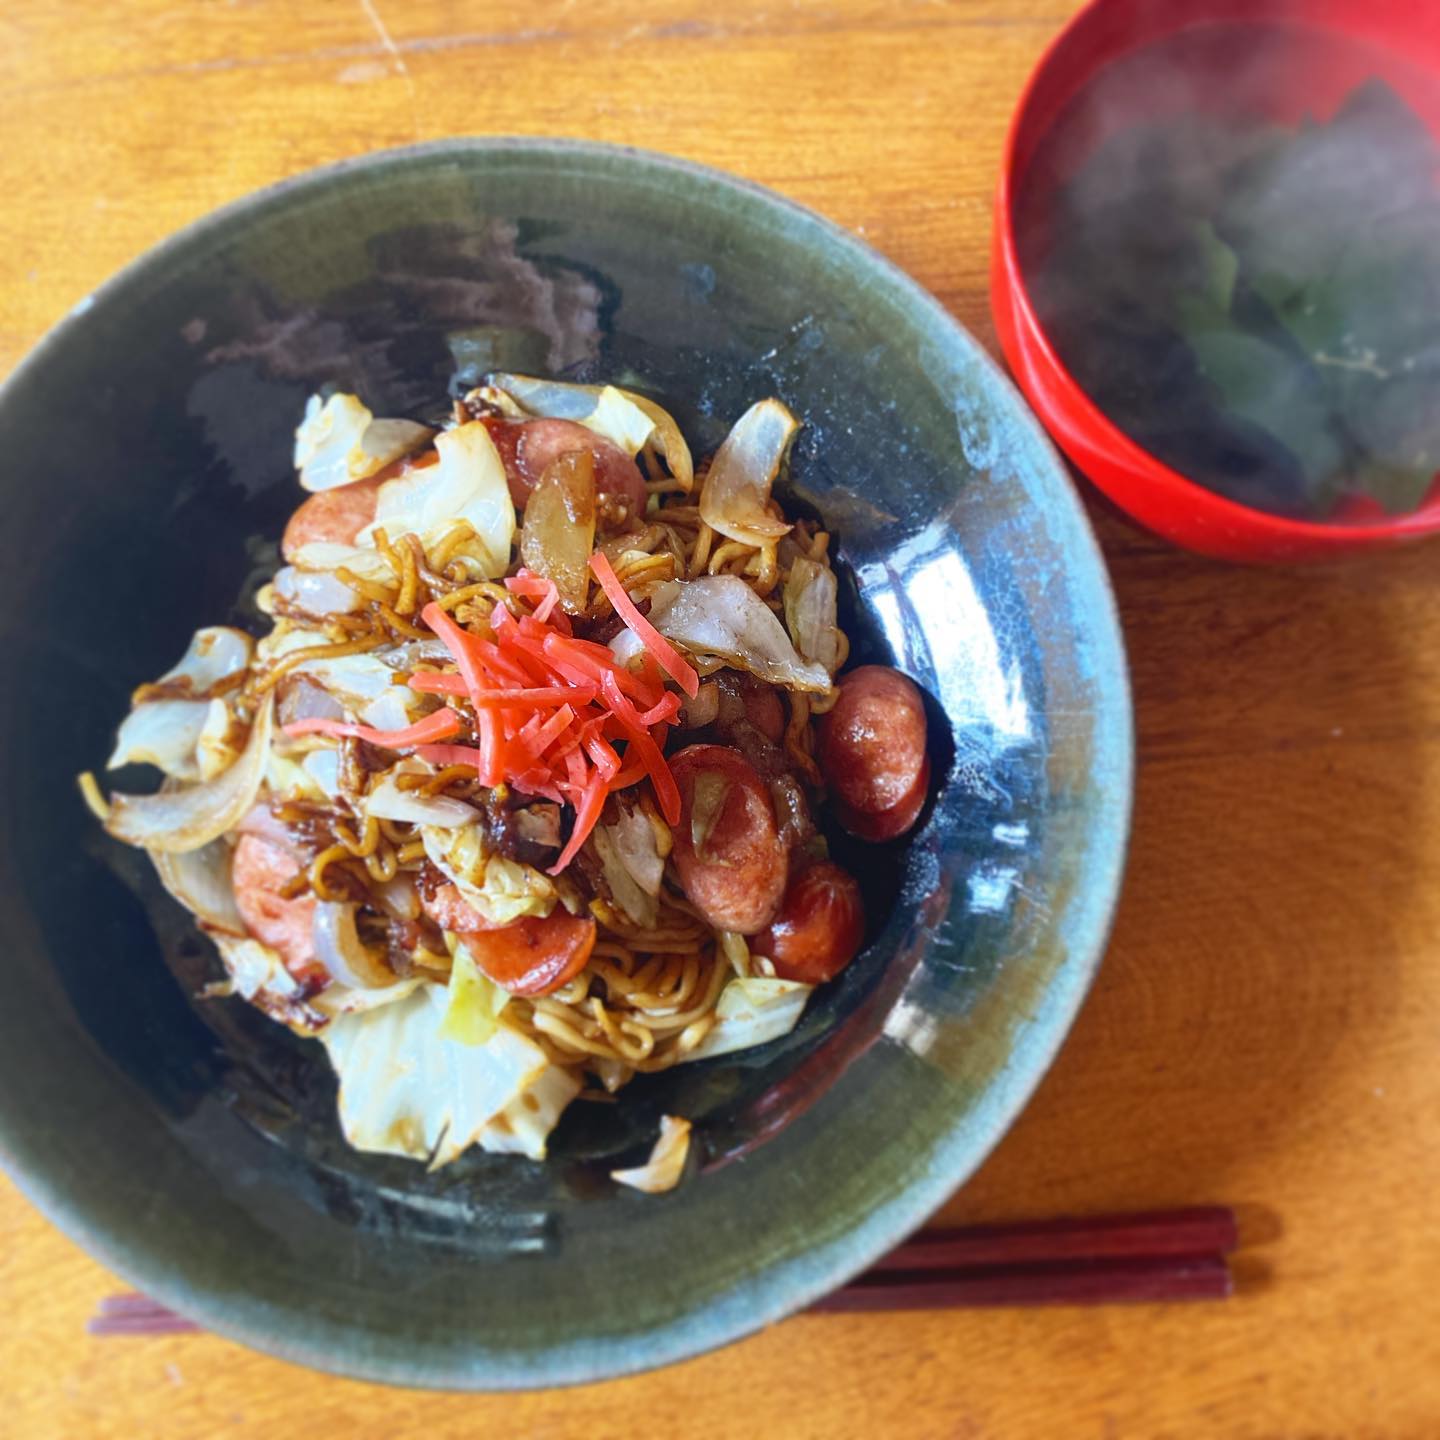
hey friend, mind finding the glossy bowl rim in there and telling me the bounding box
[0,135,1134,1389]
[991,0,1440,558]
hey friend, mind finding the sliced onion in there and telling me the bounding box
[156,626,255,697]
[301,748,342,798]
[611,1114,692,1194]
[607,627,645,670]
[375,638,453,670]
[581,386,657,456]
[105,694,274,853]
[374,872,420,921]
[520,450,596,613]
[359,687,413,733]
[294,392,432,492]
[362,421,514,578]
[491,373,694,490]
[647,576,831,692]
[150,840,246,935]
[277,676,345,727]
[690,772,732,856]
[698,399,798,544]
[273,565,363,617]
[783,556,842,675]
[366,773,478,829]
[312,901,397,989]
[680,681,720,729]
[197,698,243,780]
[287,543,397,587]
[107,699,211,779]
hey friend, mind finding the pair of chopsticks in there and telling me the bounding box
[88,1206,1238,1335]
[808,1205,1237,1312]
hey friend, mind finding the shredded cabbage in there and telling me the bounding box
[479,1064,583,1160]
[646,576,832,692]
[611,1114,692,1194]
[293,392,432,492]
[421,825,557,926]
[208,932,327,1035]
[783,556,843,675]
[258,629,422,716]
[440,941,511,1046]
[362,421,514,578]
[682,976,814,1062]
[582,386,657,456]
[286,542,398,587]
[321,983,563,1166]
[591,821,658,929]
[265,748,329,804]
[273,565,364,616]
[366,773,477,829]
[300,747,342,798]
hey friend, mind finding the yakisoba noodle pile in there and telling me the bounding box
[84,376,930,1190]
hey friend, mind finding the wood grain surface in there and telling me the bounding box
[3,2,1438,1435]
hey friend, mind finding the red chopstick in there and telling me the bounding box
[88,1205,1240,1335]
[810,1205,1238,1313]
[809,1255,1233,1312]
[868,1205,1237,1272]
[88,1293,199,1337]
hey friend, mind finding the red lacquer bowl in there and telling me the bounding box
[991,0,1440,562]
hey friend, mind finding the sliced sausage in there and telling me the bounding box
[755,861,865,984]
[669,743,787,935]
[281,473,387,560]
[279,452,434,560]
[480,414,647,521]
[818,665,928,815]
[834,755,931,842]
[420,880,495,935]
[231,833,325,985]
[460,912,597,996]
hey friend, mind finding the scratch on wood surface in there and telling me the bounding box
[356,0,420,136]
[0,10,1052,102]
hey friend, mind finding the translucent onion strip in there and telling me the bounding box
[104,695,275,854]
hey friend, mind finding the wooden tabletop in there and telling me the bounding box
[3,1,1438,1434]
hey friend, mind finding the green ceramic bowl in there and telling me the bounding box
[0,140,1131,1388]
